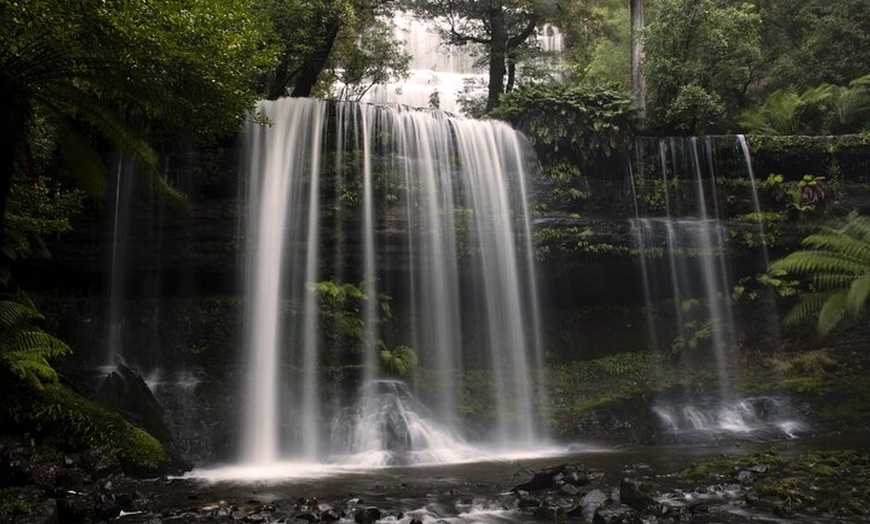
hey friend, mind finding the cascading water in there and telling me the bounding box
[358,13,563,113]
[629,136,802,439]
[239,97,545,469]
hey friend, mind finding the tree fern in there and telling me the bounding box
[0,301,71,389]
[770,213,870,335]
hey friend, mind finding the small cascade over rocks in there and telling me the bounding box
[239,97,545,469]
[654,397,807,440]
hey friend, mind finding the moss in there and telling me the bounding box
[2,378,170,475]
[568,396,613,416]
[681,449,870,518]
[0,488,31,518]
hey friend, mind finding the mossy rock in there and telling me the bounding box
[1,374,172,476]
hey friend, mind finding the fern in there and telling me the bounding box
[769,213,870,336]
[0,301,71,388]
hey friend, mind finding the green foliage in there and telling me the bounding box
[379,343,418,377]
[3,173,85,263]
[759,0,870,91]
[0,301,70,389]
[0,488,30,518]
[0,0,275,217]
[669,299,713,354]
[493,82,638,165]
[769,213,870,336]
[760,173,833,219]
[3,383,169,472]
[746,134,870,183]
[642,0,761,133]
[741,77,870,135]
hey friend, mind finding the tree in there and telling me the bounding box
[0,0,275,270]
[629,0,645,114]
[642,0,762,133]
[769,213,870,337]
[259,0,409,100]
[404,0,553,111]
[757,0,870,92]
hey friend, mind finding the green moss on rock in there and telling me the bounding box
[2,378,170,475]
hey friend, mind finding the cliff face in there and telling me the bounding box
[20,134,869,464]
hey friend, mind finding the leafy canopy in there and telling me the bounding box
[493,82,638,165]
[642,0,761,134]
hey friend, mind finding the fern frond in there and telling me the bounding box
[771,251,866,277]
[847,273,870,315]
[0,301,45,331]
[800,233,870,264]
[817,290,849,337]
[7,330,71,359]
[811,273,857,291]
[51,86,159,167]
[839,214,870,242]
[1,353,58,389]
[782,293,827,327]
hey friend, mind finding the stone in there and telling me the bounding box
[58,493,97,522]
[84,447,122,478]
[353,506,381,524]
[533,505,565,520]
[619,478,657,511]
[517,494,542,509]
[559,483,581,496]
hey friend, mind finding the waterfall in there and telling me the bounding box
[240,98,545,466]
[630,136,798,438]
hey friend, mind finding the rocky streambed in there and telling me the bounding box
[2,436,868,523]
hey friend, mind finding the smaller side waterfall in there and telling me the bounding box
[629,136,795,438]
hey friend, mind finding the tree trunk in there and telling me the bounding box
[630,0,646,115]
[291,19,343,98]
[266,51,295,100]
[486,7,507,112]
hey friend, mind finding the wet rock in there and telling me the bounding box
[57,493,97,522]
[84,446,122,478]
[320,508,341,522]
[592,506,635,523]
[619,478,657,511]
[244,512,267,522]
[559,483,581,496]
[2,445,34,485]
[736,470,752,483]
[295,511,321,522]
[533,504,565,520]
[587,471,606,483]
[566,489,608,522]
[353,506,381,524]
[513,464,587,491]
[749,464,768,474]
[495,491,519,510]
[516,492,542,509]
[581,489,608,507]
